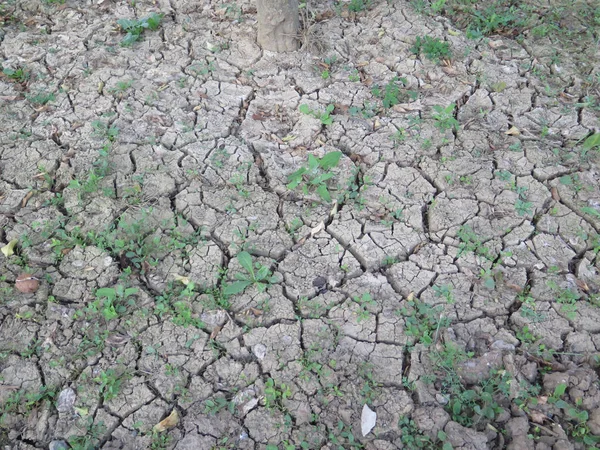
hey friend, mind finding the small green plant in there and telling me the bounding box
[94,368,128,401]
[352,292,377,322]
[117,13,163,46]
[398,416,453,449]
[371,76,417,109]
[287,151,342,202]
[107,79,133,97]
[1,65,30,83]
[26,90,55,106]
[222,251,278,296]
[264,378,292,410]
[67,418,106,450]
[456,225,492,260]
[204,395,235,415]
[86,285,138,321]
[347,0,370,13]
[91,120,119,142]
[328,420,364,448]
[432,104,459,131]
[411,35,451,62]
[400,298,450,346]
[299,103,335,125]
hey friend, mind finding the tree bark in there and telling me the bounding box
[256,0,300,52]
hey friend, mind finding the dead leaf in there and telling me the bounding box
[530,411,547,424]
[21,191,33,207]
[361,404,376,436]
[551,187,560,201]
[83,267,95,272]
[105,332,130,346]
[505,126,520,136]
[407,292,415,301]
[209,325,223,340]
[575,278,589,293]
[310,222,325,238]
[173,274,190,285]
[153,409,179,432]
[1,239,18,257]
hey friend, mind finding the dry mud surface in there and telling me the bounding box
[1,0,600,449]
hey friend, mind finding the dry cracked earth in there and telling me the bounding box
[1,0,600,449]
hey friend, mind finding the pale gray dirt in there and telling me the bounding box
[1,0,600,448]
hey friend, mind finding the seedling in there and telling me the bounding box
[371,76,417,109]
[411,35,451,63]
[287,151,342,202]
[352,292,377,322]
[432,103,459,131]
[94,368,128,401]
[299,103,335,125]
[222,251,278,296]
[264,378,292,410]
[117,13,163,46]
[1,65,30,83]
[87,285,138,321]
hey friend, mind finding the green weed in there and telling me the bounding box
[299,103,335,125]
[411,35,451,63]
[1,65,30,83]
[432,103,459,132]
[222,251,278,296]
[287,151,342,202]
[117,13,163,46]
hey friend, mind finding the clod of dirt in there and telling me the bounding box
[15,273,39,293]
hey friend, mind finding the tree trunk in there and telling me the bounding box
[256,0,300,52]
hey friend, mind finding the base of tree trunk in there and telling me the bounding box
[256,0,300,52]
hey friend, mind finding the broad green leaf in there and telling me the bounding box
[325,104,334,113]
[96,288,117,301]
[317,184,332,202]
[1,239,18,257]
[582,133,600,151]
[321,115,333,125]
[307,154,319,171]
[559,175,573,185]
[121,33,140,47]
[452,401,461,415]
[484,276,496,290]
[554,382,567,398]
[237,251,254,274]
[310,172,335,185]
[256,264,271,279]
[299,104,311,115]
[124,287,139,297]
[319,151,342,170]
[117,19,136,30]
[222,280,251,297]
[145,13,162,30]
[437,430,447,441]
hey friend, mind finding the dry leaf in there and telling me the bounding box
[1,239,18,257]
[153,409,179,432]
[173,274,190,285]
[310,222,325,238]
[551,187,560,201]
[407,292,415,301]
[575,278,589,293]
[209,325,223,340]
[505,126,520,136]
[530,411,546,423]
[361,404,376,436]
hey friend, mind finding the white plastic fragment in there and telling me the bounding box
[361,404,377,436]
